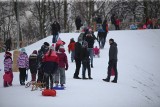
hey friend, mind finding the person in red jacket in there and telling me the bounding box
[115,16,120,30]
[54,45,68,87]
[42,44,59,89]
[68,38,76,62]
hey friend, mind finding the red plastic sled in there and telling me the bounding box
[42,89,56,96]
[3,72,13,83]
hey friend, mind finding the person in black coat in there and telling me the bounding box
[5,37,12,51]
[75,16,82,31]
[29,50,38,81]
[81,41,92,79]
[51,21,60,43]
[37,42,50,83]
[103,38,118,83]
[111,14,116,30]
[73,37,82,79]
[85,32,96,68]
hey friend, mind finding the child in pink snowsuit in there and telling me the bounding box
[3,51,13,87]
[93,46,100,57]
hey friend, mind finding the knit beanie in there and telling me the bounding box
[5,51,12,57]
[32,50,37,54]
[43,42,50,46]
[21,48,26,53]
[50,44,55,50]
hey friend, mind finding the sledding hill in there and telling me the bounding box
[0,29,160,107]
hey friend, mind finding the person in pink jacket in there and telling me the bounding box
[3,51,13,87]
[17,48,29,85]
[54,45,68,87]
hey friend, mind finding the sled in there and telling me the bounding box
[3,72,12,83]
[53,85,65,90]
[42,89,56,96]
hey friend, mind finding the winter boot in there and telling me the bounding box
[102,78,110,82]
[111,79,117,83]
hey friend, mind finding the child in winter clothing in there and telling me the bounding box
[93,46,100,57]
[42,44,59,89]
[17,48,29,85]
[3,51,13,87]
[55,38,65,52]
[68,38,75,62]
[81,41,92,79]
[55,45,68,87]
[29,50,38,81]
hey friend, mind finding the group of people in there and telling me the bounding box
[3,39,68,89]
[3,17,119,89]
[67,26,118,83]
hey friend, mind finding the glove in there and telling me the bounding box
[65,64,68,70]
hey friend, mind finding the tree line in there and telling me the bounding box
[0,0,160,51]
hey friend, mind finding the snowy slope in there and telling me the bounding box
[0,29,160,107]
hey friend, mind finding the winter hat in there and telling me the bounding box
[82,41,88,48]
[21,48,26,53]
[5,51,12,56]
[109,38,114,42]
[32,50,37,54]
[50,44,55,50]
[43,42,50,46]
[59,45,64,49]
[58,45,65,52]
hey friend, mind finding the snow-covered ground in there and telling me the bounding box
[0,29,160,107]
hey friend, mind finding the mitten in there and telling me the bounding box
[65,64,68,70]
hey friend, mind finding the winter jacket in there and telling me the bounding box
[51,22,60,35]
[37,45,49,68]
[74,42,82,60]
[109,42,118,62]
[17,52,29,69]
[81,47,90,64]
[29,54,38,74]
[42,50,59,74]
[111,15,116,25]
[93,47,100,55]
[75,17,82,27]
[4,56,12,72]
[115,19,120,26]
[68,41,75,52]
[56,48,68,69]
[85,35,95,48]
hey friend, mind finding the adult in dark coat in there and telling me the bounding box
[103,38,118,83]
[73,37,82,79]
[37,42,50,83]
[111,14,116,29]
[51,21,60,43]
[75,16,82,31]
[5,37,12,51]
[81,41,92,79]
[85,33,96,68]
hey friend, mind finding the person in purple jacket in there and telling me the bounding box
[54,45,68,87]
[17,48,29,85]
[3,51,13,87]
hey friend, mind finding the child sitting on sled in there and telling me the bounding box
[3,51,13,87]
[93,46,100,57]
